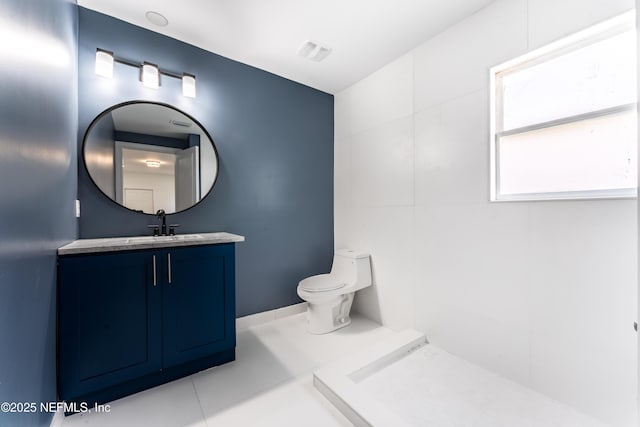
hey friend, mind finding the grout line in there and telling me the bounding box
[411,51,416,210]
[191,377,209,427]
[49,408,65,427]
[413,87,485,117]
[526,0,530,51]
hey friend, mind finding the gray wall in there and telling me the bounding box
[78,8,334,316]
[0,0,78,425]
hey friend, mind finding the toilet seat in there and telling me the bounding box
[297,249,371,334]
[299,275,346,293]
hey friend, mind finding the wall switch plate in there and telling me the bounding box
[75,200,81,218]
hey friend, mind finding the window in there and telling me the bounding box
[490,12,637,201]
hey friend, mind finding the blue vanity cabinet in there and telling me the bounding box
[57,250,162,402]
[162,245,235,368]
[57,242,236,406]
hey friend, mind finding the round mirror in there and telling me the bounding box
[83,101,218,214]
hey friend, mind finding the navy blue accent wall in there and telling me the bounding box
[78,8,334,316]
[0,0,78,425]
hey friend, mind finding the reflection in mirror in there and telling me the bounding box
[84,102,218,214]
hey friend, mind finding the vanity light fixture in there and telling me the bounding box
[182,73,196,98]
[94,48,196,98]
[141,62,160,88]
[95,49,114,78]
[146,160,161,168]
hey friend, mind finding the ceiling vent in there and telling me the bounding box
[297,40,332,62]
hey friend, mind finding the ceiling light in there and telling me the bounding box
[171,119,192,127]
[145,11,168,27]
[182,74,196,98]
[146,160,161,168]
[95,49,114,78]
[141,62,160,88]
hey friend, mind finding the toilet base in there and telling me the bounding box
[305,292,354,334]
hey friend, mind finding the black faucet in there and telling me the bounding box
[156,209,167,236]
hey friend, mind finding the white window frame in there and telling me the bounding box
[489,11,637,202]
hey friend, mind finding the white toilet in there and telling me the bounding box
[297,249,372,334]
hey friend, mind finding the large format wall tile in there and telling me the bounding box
[337,54,414,136]
[414,89,489,206]
[528,0,634,50]
[413,0,527,112]
[349,206,415,331]
[350,116,414,208]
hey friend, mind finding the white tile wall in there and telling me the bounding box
[413,0,528,112]
[413,203,532,330]
[336,54,413,137]
[527,201,638,427]
[334,134,353,250]
[334,0,638,425]
[350,116,414,208]
[349,206,415,330]
[528,0,635,49]
[414,90,489,205]
[637,4,640,419]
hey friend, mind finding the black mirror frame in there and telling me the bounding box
[82,100,219,215]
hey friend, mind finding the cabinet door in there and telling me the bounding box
[58,250,162,400]
[162,244,235,368]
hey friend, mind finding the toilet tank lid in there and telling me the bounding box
[335,249,369,259]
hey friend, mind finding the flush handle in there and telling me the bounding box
[168,253,172,284]
[152,255,157,287]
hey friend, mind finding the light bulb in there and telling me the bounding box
[182,74,196,98]
[141,62,159,89]
[95,49,114,78]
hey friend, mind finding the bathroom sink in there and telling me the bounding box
[165,234,204,241]
[124,234,204,244]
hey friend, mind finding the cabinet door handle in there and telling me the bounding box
[152,255,157,287]
[168,253,172,284]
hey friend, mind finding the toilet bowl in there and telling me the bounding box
[297,249,372,334]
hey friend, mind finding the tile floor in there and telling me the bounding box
[60,313,394,427]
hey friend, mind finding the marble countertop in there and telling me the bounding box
[58,232,245,255]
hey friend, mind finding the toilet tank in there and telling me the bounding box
[331,249,371,289]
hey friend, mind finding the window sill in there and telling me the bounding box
[491,189,637,202]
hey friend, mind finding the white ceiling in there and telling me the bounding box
[77,0,496,94]
[111,103,207,174]
[111,103,206,140]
